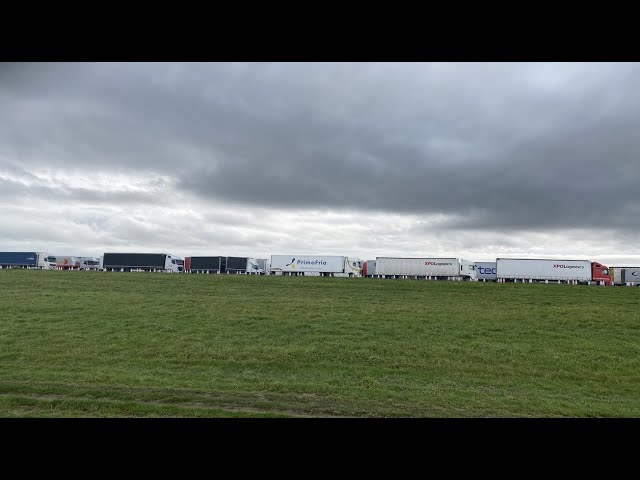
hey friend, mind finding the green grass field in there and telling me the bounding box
[1,270,639,417]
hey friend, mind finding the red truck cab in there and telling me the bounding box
[362,261,368,277]
[591,262,611,286]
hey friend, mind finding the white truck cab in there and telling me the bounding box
[167,255,184,272]
[78,257,101,271]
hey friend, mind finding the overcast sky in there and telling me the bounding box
[1,62,639,265]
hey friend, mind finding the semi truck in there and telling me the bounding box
[225,257,262,274]
[362,260,377,277]
[0,252,56,269]
[184,256,263,274]
[49,255,80,270]
[495,258,611,285]
[270,255,362,277]
[374,257,477,280]
[102,253,184,272]
[475,262,497,281]
[610,266,640,286]
[78,257,101,271]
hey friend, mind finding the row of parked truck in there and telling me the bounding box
[363,258,614,285]
[1,251,639,286]
[0,252,101,271]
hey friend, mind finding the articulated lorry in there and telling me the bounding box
[184,256,263,274]
[374,257,477,280]
[496,258,611,285]
[78,257,101,271]
[270,255,362,277]
[225,257,262,274]
[0,252,56,269]
[102,253,183,272]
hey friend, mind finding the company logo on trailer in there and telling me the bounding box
[478,266,497,275]
[425,262,453,266]
[286,258,328,269]
[553,264,585,269]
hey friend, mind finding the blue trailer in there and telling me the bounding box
[0,252,55,269]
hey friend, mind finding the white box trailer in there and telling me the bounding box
[496,258,592,283]
[374,257,477,280]
[270,255,362,277]
[611,266,640,285]
[475,262,497,281]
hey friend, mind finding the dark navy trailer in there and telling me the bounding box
[226,256,251,274]
[187,256,226,273]
[0,252,50,269]
[102,253,169,272]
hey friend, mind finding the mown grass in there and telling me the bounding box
[1,270,639,417]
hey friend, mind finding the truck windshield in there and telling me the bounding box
[46,257,56,263]
[176,260,184,265]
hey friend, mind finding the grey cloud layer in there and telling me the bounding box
[2,62,640,233]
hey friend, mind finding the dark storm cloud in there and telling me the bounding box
[2,62,640,233]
